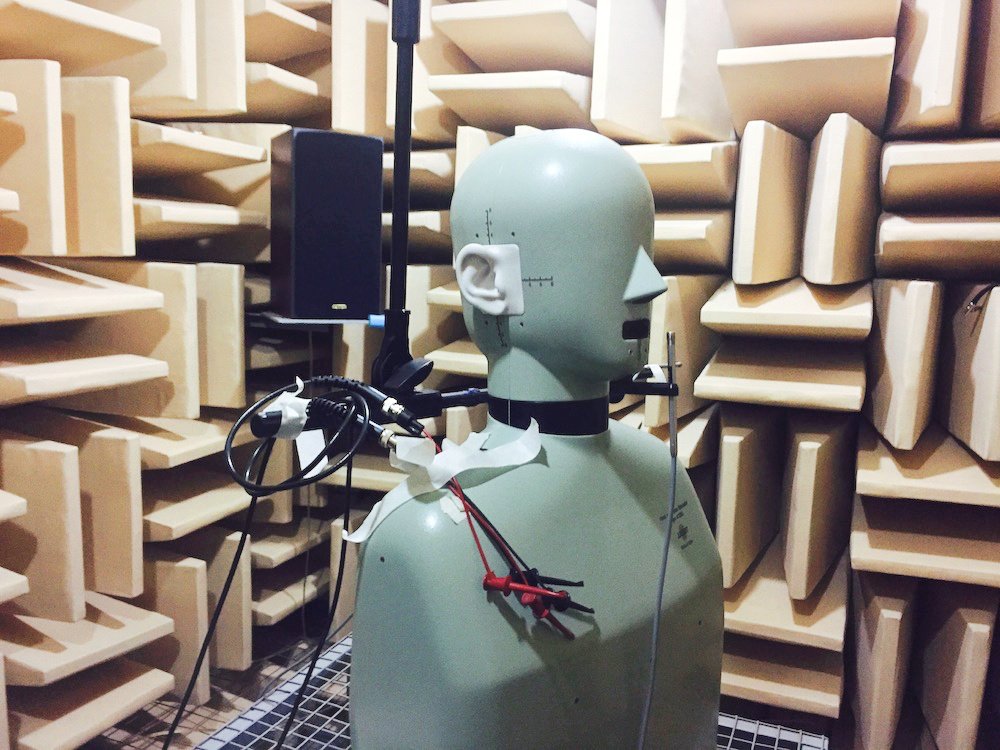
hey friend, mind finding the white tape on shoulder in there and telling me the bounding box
[390,436,437,471]
[345,420,542,543]
[439,495,466,524]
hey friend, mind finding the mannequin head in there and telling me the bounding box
[451,129,664,401]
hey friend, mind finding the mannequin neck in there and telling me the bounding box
[486,395,609,435]
[486,347,609,402]
[485,348,610,435]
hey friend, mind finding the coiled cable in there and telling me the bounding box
[162,377,376,749]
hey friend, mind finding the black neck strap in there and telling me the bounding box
[488,396,609,436]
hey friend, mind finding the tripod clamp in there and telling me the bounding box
[609,356,681,403]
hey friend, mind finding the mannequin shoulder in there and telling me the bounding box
[609,421,670,481]
[359,488,459,556]
[607,421,672,472]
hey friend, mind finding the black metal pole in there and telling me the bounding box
[371,0,421,388]
[389,1,418,311]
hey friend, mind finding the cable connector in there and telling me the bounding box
[378,426,398,451]
[307,397,399,452]
[380,396,424,436]
[482,572,571,602]
[482,572,592,639]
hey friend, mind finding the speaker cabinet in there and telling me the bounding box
[271,128,384,321]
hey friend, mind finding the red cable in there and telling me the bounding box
[421,431,574,637]
[423,431,493,574]
[448,475,527,579]
[423,431,525,577]
[460,492,527,577]
[460,485,493,574]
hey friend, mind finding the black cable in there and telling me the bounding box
[225,388,370,495]
[298,478,315,645]
[250,613,356,702]
[161,438,275,750]
[637,442,679,749]
[460,493,531,573]
[637,334,681,750]
[276,443,356,748]
[164,377,374,748]
[226,392,354,493]
[163,376,382,750]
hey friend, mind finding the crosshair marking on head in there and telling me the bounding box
[484,208,494,244]
[494,317,508,348]
[523,276,555,288]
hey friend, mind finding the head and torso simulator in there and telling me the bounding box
[350,129,723,748]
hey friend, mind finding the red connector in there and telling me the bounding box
[482,572,570,602]
[483,573,576,640]
[423,430,587,642]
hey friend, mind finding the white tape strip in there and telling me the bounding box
[390,434,446,472]
[271,377,310,439]
[267,378,327,476]
[439,494,467,524]
[647,364,668,383]
[345,420,542,543]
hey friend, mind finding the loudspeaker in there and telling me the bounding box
[270,128,384,321]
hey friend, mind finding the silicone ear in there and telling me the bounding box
[454,243,525,316]
[623,247,666,303]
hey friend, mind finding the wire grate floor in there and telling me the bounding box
[716,713,828,750]
[195,635,829,750]
[198,638,351,750]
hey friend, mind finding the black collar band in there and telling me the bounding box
[488,395,609,436]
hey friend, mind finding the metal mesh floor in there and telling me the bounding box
[197,636,829,750]
[716,714,828,750]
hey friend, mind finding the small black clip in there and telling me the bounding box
[610,364,680,401]
[537,574,585,588]
[522,568,584,588]
[519,568,594,614]
[554,599,595,615]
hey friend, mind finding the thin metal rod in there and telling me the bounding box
[637,332,680,749]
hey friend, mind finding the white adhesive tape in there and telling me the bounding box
[345,420,542,543]
[647,364,668,383]
[439,495,466,524]
[270,378,310,439]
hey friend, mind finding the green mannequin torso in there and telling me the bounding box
[350,417,723,748]
[351,128,723,747]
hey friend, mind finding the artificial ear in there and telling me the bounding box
[454,243,525,316]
